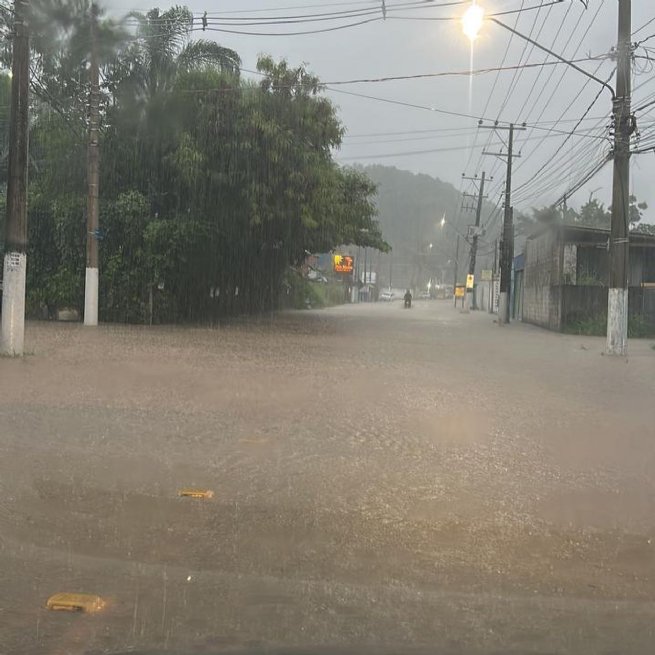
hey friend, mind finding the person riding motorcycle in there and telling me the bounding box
[404,289,412,309]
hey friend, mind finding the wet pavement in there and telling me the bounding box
[1,301,655,654]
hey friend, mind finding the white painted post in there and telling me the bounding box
[1,251,26,355]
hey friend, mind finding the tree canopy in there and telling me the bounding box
[0,2,387,323]
[516,195,652,239]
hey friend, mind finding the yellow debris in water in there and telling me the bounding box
[178,489,214,499]
[46,593,105,613]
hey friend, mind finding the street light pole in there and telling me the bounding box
[607,0,632,356]
[489,17,615,101]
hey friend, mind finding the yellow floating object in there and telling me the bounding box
[178,489,214,499]
[46,593,105,613]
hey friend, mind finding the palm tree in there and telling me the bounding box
[110,6,240,109]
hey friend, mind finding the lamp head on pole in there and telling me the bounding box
[462,2,485,42]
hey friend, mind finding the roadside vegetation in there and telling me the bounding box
[564,314,655,338]
[0,3,387,323]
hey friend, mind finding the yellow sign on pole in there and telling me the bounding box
[455,285,465,298]
[466,274,475,290]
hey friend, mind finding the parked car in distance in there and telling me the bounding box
[379,290,395,301]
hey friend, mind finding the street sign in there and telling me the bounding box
[466,274,475,289]
[455,285,465,298]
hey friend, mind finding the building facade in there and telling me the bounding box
[521,224,655,332]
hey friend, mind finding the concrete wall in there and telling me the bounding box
[476,280,491,313]
[522,230,562,330]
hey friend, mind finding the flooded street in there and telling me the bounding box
[1,301,655,654]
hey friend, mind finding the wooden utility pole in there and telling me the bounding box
[1,0,30,356]
[499,126,514,325]
[482,123,524,323]
[462,171,486,312]
[607,0,632,355]
[84,3,100,326]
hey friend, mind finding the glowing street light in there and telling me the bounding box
[462,2,484,42]
[440,215,446,228]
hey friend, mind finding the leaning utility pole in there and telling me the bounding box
[462,171,486,312]
[607,0,632,355]
[1,0,30,356]
[482,123,524,324]
[84,3,100,326]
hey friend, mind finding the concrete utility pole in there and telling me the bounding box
[388,254,392,289]
[1,0,30,356]
[607,0,632,356]
[490,237,499,314]
[462,171,486,312]
[482,123,524,324]
[84,3,100,326]
[453,234,460,307]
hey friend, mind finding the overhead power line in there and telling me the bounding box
[198,0,464,21]
[512,64,615,198]
[551,154,612,207]
[633,14,655,37]
[342,123,607,144]
[339,128,609,157]
[486,0,609,205]
[470,0,575,194]
[176,56,608,94]
[140,0,569,36]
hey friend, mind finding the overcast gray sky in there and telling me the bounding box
[107,0,655,222]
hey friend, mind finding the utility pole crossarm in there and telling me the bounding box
[482,151,521,158]
[479,125,527,131]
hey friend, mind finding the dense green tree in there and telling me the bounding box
[0,4,386,323]
[629,195,648,227]
[576,198,610,228]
